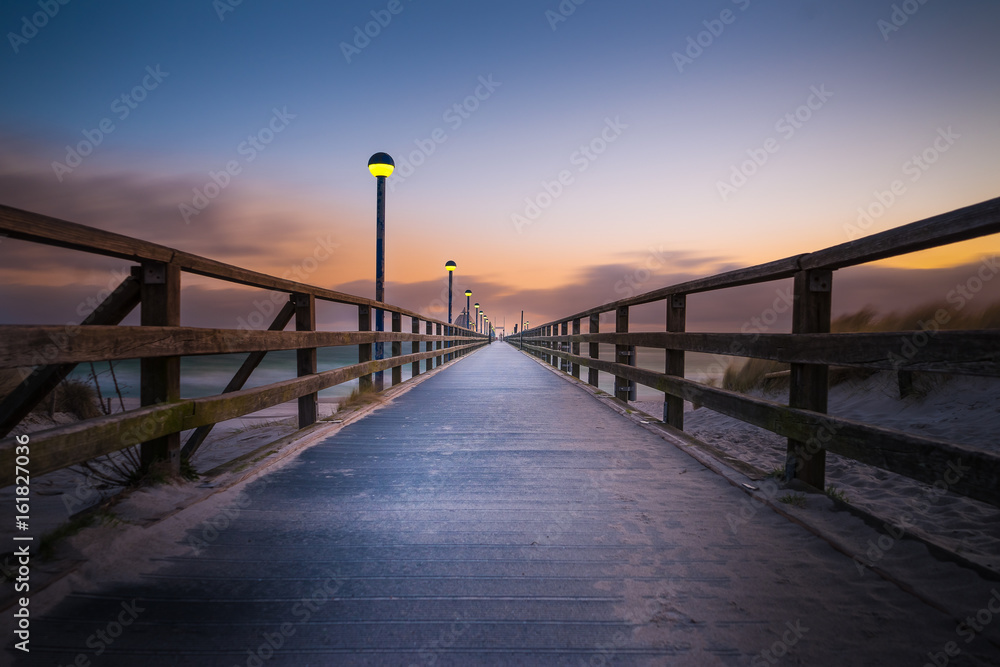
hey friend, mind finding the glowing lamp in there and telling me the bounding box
[368,152,395,178]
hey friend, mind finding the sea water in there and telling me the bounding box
[68,344,731,404]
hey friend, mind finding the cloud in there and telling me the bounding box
[2,133,996,337]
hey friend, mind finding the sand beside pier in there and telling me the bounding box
[633,371,1000,572]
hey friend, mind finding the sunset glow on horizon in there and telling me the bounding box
[2,0,998,330]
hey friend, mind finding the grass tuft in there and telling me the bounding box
[778,493,807,508]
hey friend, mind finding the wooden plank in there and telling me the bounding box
[518,342,1000,508]
[411,317,421,378]
[181,300,296,460]
[426,321,433,371]
[358,305,372,392]
[547,255,804,324]
[588,314,599,387]
[436,323,443,366]
[801,196,1000,271]
[392,311,403,386]
[0,326,458,367]
[571,318,581,379]
[615,307,631,401]
[0,205,460,329]
[295,293,318,428]
[0,274,141,437]
[665,294,686,429]
[0,342,482,486]
[786,270,832,489]
[522,330,1000,376]
[139,261,181,473]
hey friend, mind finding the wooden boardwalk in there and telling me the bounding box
[23,343,1000,665]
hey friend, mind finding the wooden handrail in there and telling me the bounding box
[516,195,1000,505]
[524,196,1000,327]
[0,204,471,330]
[0,325,482,367]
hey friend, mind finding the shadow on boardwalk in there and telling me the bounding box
[13,343,1000,665]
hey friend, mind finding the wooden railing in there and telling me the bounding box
[0,205,487,486]
[515,196,1000,508]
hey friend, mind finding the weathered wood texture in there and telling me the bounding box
[0,326,478,367]
[664,294,686,429]
[518,330,1000,376]
[138,261,181,471]
[0,204,484,331]
[0,274,141,437]
[180,300,296,460]
[786,270,831,488]
[392,312,402,386]
[519,342,1000,508]
[295,293,318,429]
[527,197,1000,327]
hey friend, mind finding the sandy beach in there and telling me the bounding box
[633,371,1000,573]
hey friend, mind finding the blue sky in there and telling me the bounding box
[1,0,998,329]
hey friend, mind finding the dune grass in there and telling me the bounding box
[721,300,999,393]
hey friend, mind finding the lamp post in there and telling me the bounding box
[474,302,480,334]
[445,260,456,360]
[368,152,394,391]
[464,290,472,331]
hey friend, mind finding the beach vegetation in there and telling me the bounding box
[778,493,807,508]
[722,300,1000,394]
[825,485,848,503]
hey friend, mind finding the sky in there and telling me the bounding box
[1,0,998,333]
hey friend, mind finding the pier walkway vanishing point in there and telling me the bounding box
[20,342,1000,665]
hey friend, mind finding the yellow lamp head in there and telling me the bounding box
[474,303,480,310]
[368,152,394,178]
[464,290,472,297]
[445,260,457,272]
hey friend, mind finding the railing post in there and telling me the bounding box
[294,293,317,428]
[786,269,832,489]
[426,321,434,371]
[571,318,581,378]
[358,304,372,392]
[560,322,569,372]
[614,306,632,401]
[392,311,402,386]
[588,314,600,387]
[436,323,443,366]
[664,294,686,429]
[412,317,421,378]
[551,325,558,367]
[139,261,181,474]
